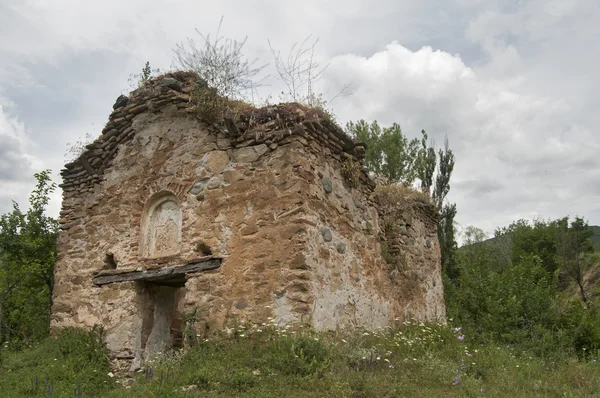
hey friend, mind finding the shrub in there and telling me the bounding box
[260,334,332,377]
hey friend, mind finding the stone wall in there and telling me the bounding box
[51,72,445,371]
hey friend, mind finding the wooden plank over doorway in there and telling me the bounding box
[92,258,221,286]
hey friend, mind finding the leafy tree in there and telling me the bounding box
[432,136,454,212]
[416,130,436,196]
[345,120,383,177]
[439,203,458,280]
[431,136,456,279]
[345,120,420,184]
[0,170,58,344]
[555,217,595,302]
[347,121,458,280]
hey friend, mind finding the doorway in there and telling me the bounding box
[137,280,186,361]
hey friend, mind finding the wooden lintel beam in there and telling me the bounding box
[92,258,221,286]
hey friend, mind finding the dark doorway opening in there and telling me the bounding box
[137,279,186,360]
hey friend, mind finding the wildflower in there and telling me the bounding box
[454,327,461,333]
[453,374,460,386]
[388,364,395,369]
[466,352,472,357]
[384,358,390,363]
[341,339,347,343]
[458,335,465,341]
[108,372,114,378]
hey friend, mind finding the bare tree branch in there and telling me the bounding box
[173,16,269,100]
[268,35,353,108]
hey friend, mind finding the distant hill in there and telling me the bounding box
[461,225,600,252]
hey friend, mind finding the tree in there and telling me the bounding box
[439,203,458,280]
[416,130,436,196]
[345,120,383,177]
[172,16,268,100]
[345,120,420,184]
[430,136,457,279]
[432,136,454,212]
[555,217,595,303]
[347,121,458,280]
[0,170,58,344]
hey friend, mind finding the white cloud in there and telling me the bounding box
[325,40,600,234]
[0,99,45,213]
[0,0,598,235]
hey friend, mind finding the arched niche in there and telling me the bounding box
[140,191,182,259]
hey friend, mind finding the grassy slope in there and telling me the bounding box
[2,324,600,397]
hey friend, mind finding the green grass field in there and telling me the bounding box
[1,322,600,397]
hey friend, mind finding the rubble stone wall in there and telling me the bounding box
[51,72,445,370]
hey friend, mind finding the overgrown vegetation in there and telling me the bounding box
[127,61,160,91]
[346,120,458,281]
[0,327,115,396]
[173,16,268,101]
[446,217,600,359]
[2,322,600,397]
[0,170,58,347]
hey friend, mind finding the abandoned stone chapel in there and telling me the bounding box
[50,71,445,370]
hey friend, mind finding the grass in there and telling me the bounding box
[0,327,115,397]
[1,322,600,397]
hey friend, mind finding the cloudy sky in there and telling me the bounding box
[1,0,599,239]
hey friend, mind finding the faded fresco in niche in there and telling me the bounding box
[140,192,182,258]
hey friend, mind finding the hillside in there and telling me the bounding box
[460,225,600,252]
[458,224,600,304]
[592,225,600,251]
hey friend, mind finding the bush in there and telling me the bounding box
[260,334,332,377]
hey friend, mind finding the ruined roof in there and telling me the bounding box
[60,72,372,192]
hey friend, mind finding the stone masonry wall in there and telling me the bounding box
[51,72,445,371]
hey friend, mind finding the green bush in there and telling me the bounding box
[260,334,332,377]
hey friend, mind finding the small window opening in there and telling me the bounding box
[195,241,212,256]
[104,253,118,270]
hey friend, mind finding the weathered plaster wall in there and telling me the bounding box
[51,72,445,371]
